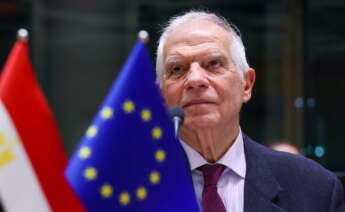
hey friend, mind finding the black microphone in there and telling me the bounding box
[169,106,185,137]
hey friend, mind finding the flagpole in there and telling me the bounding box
[17,28,29,42]
[138,30,149,43]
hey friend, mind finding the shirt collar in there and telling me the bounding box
[180,129,246,178]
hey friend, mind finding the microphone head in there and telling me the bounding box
[169,106,185,125]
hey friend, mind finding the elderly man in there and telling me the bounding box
[156,11,345,212]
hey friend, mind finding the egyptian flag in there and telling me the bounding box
[0,29,84,212]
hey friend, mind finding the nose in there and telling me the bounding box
[185,62,209,90]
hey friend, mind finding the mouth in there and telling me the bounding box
[182,99,215,108]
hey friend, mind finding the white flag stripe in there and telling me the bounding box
[0,101,52,212]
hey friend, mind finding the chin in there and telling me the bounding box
[184,114,219,130]
[184,104,216,115]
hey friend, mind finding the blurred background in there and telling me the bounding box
[0,0,344,173]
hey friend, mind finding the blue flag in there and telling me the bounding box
[66,41,199,211]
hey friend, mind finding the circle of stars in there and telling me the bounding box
[79,100,167,207]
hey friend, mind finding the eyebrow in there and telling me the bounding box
[165,57,183,66]
[203,52,227,61]
[207,52,225,57]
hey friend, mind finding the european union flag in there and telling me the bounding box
[66,40,199,211]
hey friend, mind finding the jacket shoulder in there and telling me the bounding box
[244,134,339,191]
[243,134,345,211]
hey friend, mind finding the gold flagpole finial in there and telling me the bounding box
[138,30,149,43]
[17,28,29,42]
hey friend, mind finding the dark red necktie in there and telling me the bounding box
[198,164,226,212]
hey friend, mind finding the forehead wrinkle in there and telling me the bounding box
[166,41,214,55]
[171,34,218,47]
[163,20,230,55]
[164,39,227,62]
[165,51,227,65]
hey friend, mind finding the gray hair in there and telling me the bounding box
[156,10,250,87]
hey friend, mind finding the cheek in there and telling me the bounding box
[219,79,244,108]
[162,82,181,107]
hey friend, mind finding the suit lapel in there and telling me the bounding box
[243,134,287,212]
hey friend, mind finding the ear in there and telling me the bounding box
[242,68,255,103]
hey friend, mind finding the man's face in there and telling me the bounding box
[162,20,254,131]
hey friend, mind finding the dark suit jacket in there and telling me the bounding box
[243,134,345,212]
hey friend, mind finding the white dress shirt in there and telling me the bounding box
[180,130,246,212]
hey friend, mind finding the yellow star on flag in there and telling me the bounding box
[123,100,135,113]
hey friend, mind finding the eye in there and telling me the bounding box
[166,64,187,79]
[171,65,183,73]
[207,59,221,69]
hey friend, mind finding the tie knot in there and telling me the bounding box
[198,164,226,187]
